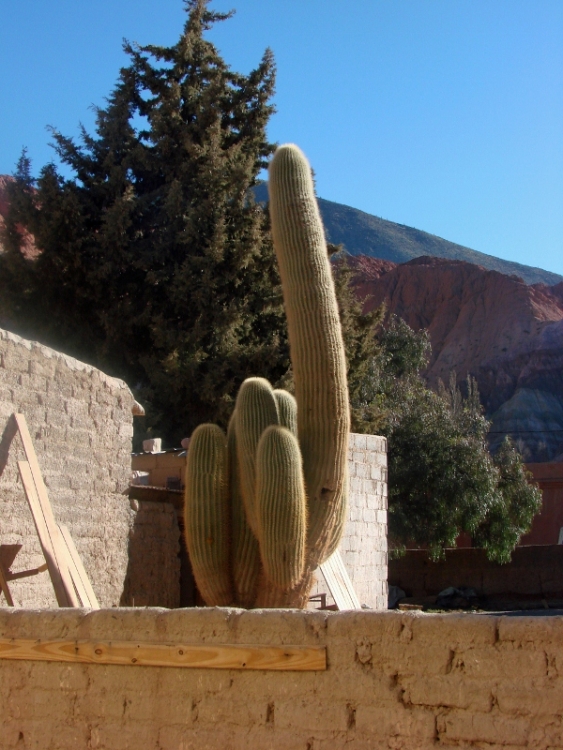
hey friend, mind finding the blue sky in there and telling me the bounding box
[1,1,562,276]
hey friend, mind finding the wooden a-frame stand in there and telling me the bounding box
[0,413,99,609]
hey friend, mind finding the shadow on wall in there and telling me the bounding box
[119,499,183,608]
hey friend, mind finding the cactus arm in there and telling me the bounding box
[234,376,279,536]
[183,423,233,606]
[255,425,307,589]
[228,411,261,607]
[273,389,298,436]
[268,144,350,564]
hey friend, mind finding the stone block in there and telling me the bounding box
[450,644,547,679]
[355,704,436,739]
[402,674,493,711]
[437,710,530,745]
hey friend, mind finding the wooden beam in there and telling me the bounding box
[17,460,77,607]
[58,525,100,609]
[0,638,327,671]
[14,413,80,607]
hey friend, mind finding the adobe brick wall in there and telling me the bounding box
[1,607,562,749]
[0,329,179,609]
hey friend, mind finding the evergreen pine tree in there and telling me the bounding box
[2,0,288,445]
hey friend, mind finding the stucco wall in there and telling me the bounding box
[0,329,179,609]
[1,607,562,749]
[310,433,388,610]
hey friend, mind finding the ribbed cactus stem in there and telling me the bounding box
[228,412,261,607]
[269,144,350,564]
[183,423,232,606]
[273,389,298,437]
[235,377,279,536]
[255,425,307,589]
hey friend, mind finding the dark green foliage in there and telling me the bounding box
[332,251,385,434]
[474,437,542,563]
[1,0,288,447]
[386,373,498,560]
[335,262,542,561]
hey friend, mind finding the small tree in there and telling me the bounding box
[1,0,289,446]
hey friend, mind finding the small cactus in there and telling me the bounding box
[184,144,350,607]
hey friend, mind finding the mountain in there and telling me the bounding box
[351,255,563,462]
[253,183,562,287]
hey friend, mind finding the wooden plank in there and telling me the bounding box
[14,414,79,608]
[0,561,14,606]
[56,524,91,608]
[58,524,100,609]
[319,550,361,610]
[0,638,327,671]
[17,460,76,607]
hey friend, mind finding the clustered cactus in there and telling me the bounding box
[184,144,350,608]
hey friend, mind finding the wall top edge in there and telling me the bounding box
[1,606,560,632]
[0,327,132,394]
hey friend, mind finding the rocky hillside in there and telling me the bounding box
[253,183,563,286]
[352,255,563,461]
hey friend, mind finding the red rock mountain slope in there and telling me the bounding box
[352,255,563,461]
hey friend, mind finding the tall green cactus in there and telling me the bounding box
[184,144,350,608]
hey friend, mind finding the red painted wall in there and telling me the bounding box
[520,463,563,546]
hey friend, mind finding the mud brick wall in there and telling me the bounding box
[1,607,562,749]
[310,433,388,610]
[0,329,179,608]
[389,545,563,601]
